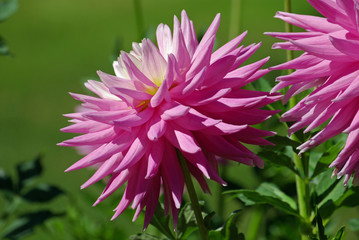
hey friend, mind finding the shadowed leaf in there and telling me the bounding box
[22,184,63,202]
[16,156,42,191]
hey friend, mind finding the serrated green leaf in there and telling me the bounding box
[22,184,63,202]
[0,0,18,22]
[228,183,298,217]
[16,156,42,191]
[2,210,63,240]
[0,169,13,192]
[331,226,345,240]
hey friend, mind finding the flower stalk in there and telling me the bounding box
[177,151,209,240]
[284,1,311,239]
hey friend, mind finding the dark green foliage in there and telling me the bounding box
[208,210,245,240]
[228,182,298,217]
[3,211,63,240]
[0,156,64,240]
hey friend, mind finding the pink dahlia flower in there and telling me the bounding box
[60,10,280,228]
[266,0,359,185]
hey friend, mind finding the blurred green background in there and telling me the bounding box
[1,0,343,239]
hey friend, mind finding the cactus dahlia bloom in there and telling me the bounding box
[266,0,359,185]
[59,10,281,228]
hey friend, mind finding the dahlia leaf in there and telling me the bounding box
[176,202,197,240]
[314,207,327,240]
[22,184,63,203]
[149,203,175,240]
[310,142,343,179]
[320,187,359,219]
[16,156,42,191]
[0,169,13,192]
[2,210,63,240]
[313,170,341,204]
[229,183,298,217]
[0,0,17,22]
[221,210,243,240]
[129,233,165,240]
[262,135,300,149]
[331,226,345,240]
[250,77,272,92]
[258,151,298,175]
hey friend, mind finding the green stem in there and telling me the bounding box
[177,151,209,240]
[133,0,144,40]
[228,0,242,40]
[284,1,311,239]
[247,207,263,240]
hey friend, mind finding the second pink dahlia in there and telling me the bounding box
[267,0,359,185]
[60,10,280,228]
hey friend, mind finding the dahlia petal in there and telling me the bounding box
[65,130,137,172]
[94,170,130,206]
[142,39,167,86]
[211,31,247,62]
[113,108,154,127]
[143,175,161,229]
[81,153,122,189]
[84,80,120,100]
[330,36,359,60]
[264,31,322,41]
[274,11,343,33]
[333,74,359,101]
[290,32,351,61]
[114,133,150,172]
[147,113,167,142]
[344,107,359,133]
[181,87,231,106]
[307,0,355,30]
[59,127,117,146]
[150,54,175,108]
[186,35,216,79]
[201,122,247,135]
[192,13,220,60]
[180,10,198,57]
[164,124,201,154]
[182,150,226,185]
[83,109,135,123]
[194,133,255,162]
[160,102,190,121]
[172,15,191,71]
[156,23,173,59]
[60,120,110,133]
[161,144,184,209]
[230,43,262,71]
[170,66,207,98]
[120,52,157,88]
[202,55,237,88]
[186,161,211,193]
[173,108,221,131]
[269,53,322,70]
[145,139,164,178]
